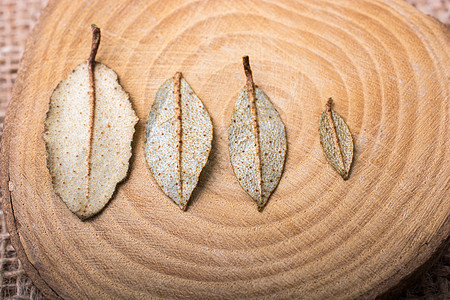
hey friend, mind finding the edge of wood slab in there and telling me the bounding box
[377,228,450,299]
[1,0,448,299]
[1,1,61,299]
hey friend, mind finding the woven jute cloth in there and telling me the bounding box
[0,0,449,299]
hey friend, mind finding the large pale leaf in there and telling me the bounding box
[145,73,213,210]
[229,56,287,210]
[319,98,354,180]
[43,25,138,219]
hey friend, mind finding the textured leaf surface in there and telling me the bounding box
[44,61,138,219]
[43,26,138,219]
[229,56,287,210]
[319,98,353,179]
[145,73,213,210]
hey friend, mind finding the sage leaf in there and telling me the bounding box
[319,98,354,180]
[43,25,139,219]
[145,72,213,210]
[228,56,287,210]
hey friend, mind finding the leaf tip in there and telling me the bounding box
[178,201,188,211]
[174,72,182,80]
[326,97,333,109]
[256,198,268,211]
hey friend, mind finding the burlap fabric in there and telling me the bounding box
[0,0,448,299]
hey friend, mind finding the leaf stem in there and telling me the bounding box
[88,24,101,70]
[243,56,255,92]
[242,56,263,205]
[173,72,184,209]
[85,24,101,202]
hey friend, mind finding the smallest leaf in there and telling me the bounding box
[319,98,354,180]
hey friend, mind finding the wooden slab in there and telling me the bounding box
[1,0,449,299]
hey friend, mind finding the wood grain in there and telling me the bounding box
[1,0,449,299]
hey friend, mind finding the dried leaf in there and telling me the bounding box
[319,98,354,180]
[228,56,287,210]
[43,25,139,219]
[145,72,213,210]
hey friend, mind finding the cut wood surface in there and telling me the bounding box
[1,0,449,299]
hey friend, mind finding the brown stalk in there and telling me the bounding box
[325,98,347,179]
[85,24,101,200]
[173,72,184,208]
[243,56,263,203]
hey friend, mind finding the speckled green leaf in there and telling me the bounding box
[319,98,354,180]
[229,56,287,210]
[145,73,213,210]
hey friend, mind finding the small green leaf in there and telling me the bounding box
[319,98,354,180]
